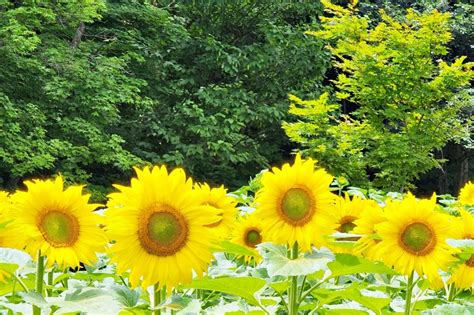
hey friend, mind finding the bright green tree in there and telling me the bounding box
[284,0,473,191]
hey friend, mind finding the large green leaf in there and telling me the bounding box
[312,284,390,314]
[180,277,266,305]
[328,254,397,278]
[215,241,258,257]
[112,285,140,308]
[259,243,334,277]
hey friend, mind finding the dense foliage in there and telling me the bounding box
[0,0,329,199]
[284,1,473,191]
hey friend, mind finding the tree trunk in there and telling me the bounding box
[70,22,85,49]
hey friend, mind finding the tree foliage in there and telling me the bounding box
[284,0,473,191]
[0,0,329,198]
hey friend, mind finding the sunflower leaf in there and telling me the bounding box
[180,277,266,305]
[328,254,398,278]
[215,241,258,257]
[258,243,334,277]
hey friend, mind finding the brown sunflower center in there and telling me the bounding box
[38,211,79,247]
[279,187,314,226]
[244,228,262,248]
[336,216,359,241]
[138,205,188,256]
[399,222,436,256]
[465,255,474,267]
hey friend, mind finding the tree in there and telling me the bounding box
[284,0,473,191]
[0,1,144,199]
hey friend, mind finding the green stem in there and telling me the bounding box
[447,283,456,302]
[405,271,415,315]
[13,273,29,293]
[33,252,45,315]
[46,271,53,297]
[152,284,162,315]
[288,242,299,315]
[298,275,307,301]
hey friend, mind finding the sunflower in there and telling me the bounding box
[230,214,265,263]
[195,183,237,238]
[459,181,474,205]
[0,191,8,205]
[375,193,458,286]
[7,177,106,269]
[330,194,378,254]
[106,166,221,290]
[448,209,474,289]
[254,154,337,251]
[353,202,385,260]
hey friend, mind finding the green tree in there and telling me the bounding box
[88,0,330,188]
[0,1,331,198]
[284,0,473,191]
[0,1,144,199]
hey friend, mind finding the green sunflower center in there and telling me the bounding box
[336,216,360,241]
[399,222,436,256]
[280,188,314,226]
[38,211,79,247]
[244,229,262,248]
[338,216,357,233]
[148,212,183,246]
[138,206,189,257]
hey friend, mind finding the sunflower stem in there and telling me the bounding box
[33,252,45,315]
[447,283,456,302]
[46,271,53,297]
[288,242,299,315]
[152,284,162,315]
[404,271,415,315]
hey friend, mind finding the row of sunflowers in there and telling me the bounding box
[0,154,472,314]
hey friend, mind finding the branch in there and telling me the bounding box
[70,22,85,49]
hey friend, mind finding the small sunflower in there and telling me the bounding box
[448,209,474,289]
[106,166,221,290]
[459,181,474,205]
[230,214,265,263]
[254,154,337,251]
[195,183,237,238]
[7,177,106,269]
[375,193,458,286]
[353,202,385,260]
[330,194,377,254]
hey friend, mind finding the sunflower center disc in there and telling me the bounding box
[280,188,314,225]
[245,229,262,248]
[465,255,474,267]
[336,216,359,241]
[338,216,357,233]
[400,222,436,256]
[39,211,79,247]
[139,207,188,257]
[148,212,183,246]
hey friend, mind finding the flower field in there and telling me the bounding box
[0,155,472,314]
[0,0,473,314]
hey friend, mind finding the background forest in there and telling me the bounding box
[0,0,472,201]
